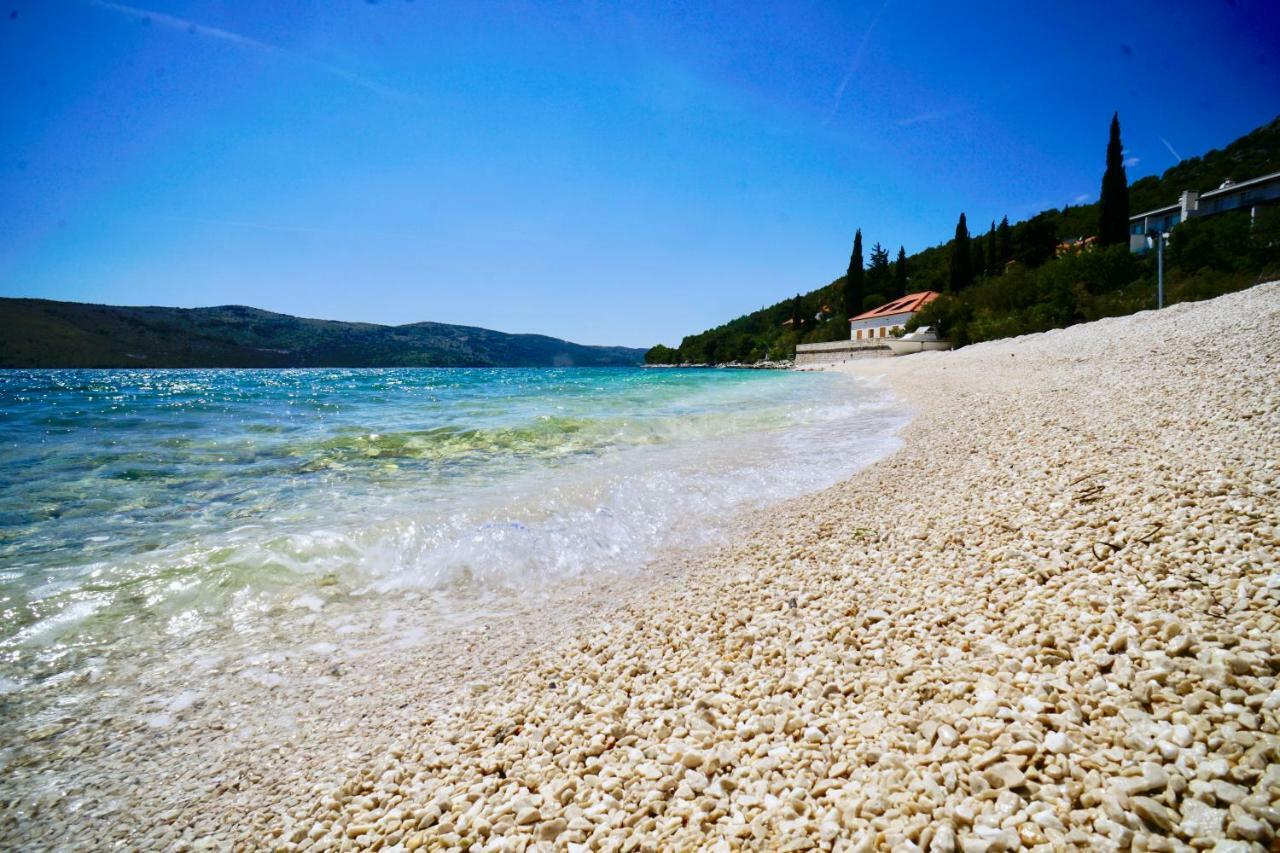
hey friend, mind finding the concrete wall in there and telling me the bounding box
[794,340,888,367]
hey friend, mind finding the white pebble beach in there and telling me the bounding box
[4,282,1278,850]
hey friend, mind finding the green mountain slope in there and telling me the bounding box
[656,114,1280,364]
[0,299,646,368]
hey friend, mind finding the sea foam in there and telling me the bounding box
[0,367,907,708]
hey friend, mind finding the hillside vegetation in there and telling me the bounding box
[650,114,1280,363]
[0,300,645,368]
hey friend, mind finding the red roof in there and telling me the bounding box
[849,290,940,322]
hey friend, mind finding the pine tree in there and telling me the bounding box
[997,216,1012,270]
[949,212,972,292]
[1099,112,1130,246]
[866,241,891,305]
[843,230,864,323]
[893,246,908,298]
[972,237,986,281]
[986,220,998,275]
[790,294,804,331]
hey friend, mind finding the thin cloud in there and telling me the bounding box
[1124,156,1140,167]
[1074,194,1090,204]
[822,0,892,127]
[1158,134,1182,162]
[90,1,413,101]
[896,107,962,127]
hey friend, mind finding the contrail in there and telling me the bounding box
[1158,134,1182,162]
[822,0,892,127]
[91,0,413,101]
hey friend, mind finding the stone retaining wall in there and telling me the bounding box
[794,340,889,367]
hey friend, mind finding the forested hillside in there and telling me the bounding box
[650,115,1280,363]
[0,300,646,368]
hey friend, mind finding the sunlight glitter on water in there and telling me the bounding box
[0,367,906,716]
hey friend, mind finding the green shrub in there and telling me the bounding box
[643,344,681,365]
[1170,210,1253,273]
[905,224,1270,348]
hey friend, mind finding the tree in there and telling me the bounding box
[893,246,908,297]
[867,241,891,304]
[843,230,864,323]
[644,344,680,365]
[1099,112,1130,246]
[972,237,987,281]
[949,212,972,292]
[789,293,805,332]
[997,216,1012,270]
[1014,214,1059,267]
[986,221,998,275]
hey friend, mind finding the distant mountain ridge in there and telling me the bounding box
[0,299,646,368]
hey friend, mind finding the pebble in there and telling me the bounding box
[7,282,1280,852]
[1179,799,1226,837]
[1043,731,1070,754]
[1131,797,1178,833]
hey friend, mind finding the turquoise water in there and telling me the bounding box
[0,367,905,705]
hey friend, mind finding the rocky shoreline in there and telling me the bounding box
[643,360,795,370]
[266,283,1279,850]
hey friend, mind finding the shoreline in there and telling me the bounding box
[4,283,1279,849]
[0,370,902,849]
[277,282,1276,850]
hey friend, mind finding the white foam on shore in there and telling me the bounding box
[1,372,909,732]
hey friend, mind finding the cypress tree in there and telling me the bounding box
[893,246,908,298]
[972,237,986,281]
[790,294,804,331]
[997,216,1012,269]
[1098,112,1130,246]
[843,230,864,323]
[986,220,998,275]
[949,212,972,292]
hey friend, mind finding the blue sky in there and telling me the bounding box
[2,1,1278,347]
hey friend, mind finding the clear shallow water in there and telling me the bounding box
[0,367,905,711]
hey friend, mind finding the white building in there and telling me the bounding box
[1129,169,1280,251]
[849,291,940,342]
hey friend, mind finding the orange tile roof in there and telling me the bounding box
[849,291,940,322]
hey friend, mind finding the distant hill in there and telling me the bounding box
[656,114,1280,364]
[0,299,646,368]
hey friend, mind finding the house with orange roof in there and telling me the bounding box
[849,291,939,343]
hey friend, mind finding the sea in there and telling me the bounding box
[0,367,905,730]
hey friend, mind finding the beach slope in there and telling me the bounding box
[270,281,1280,850]
[70,281,1280,845]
